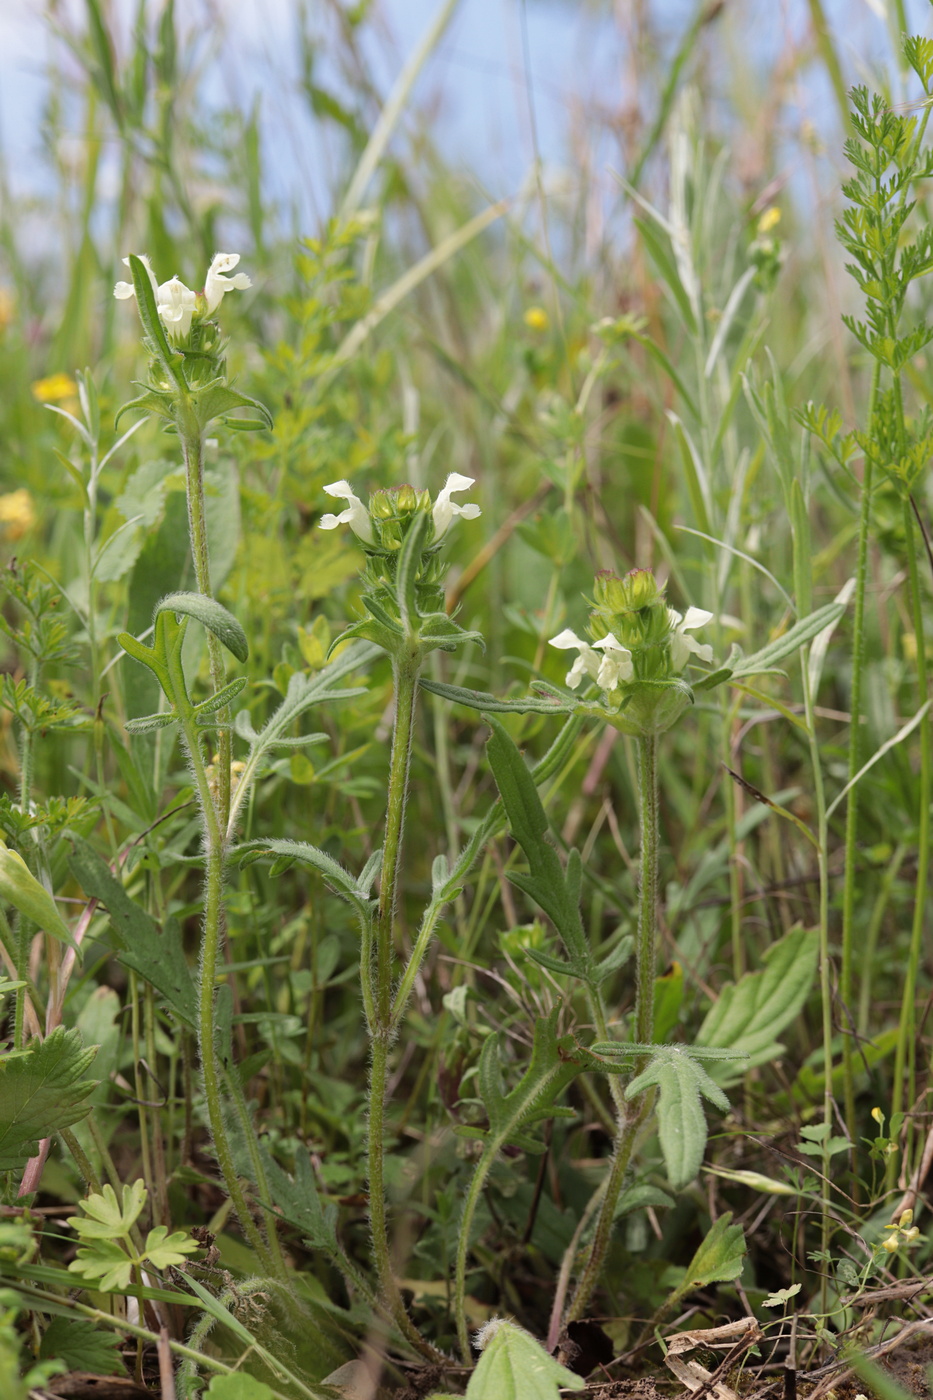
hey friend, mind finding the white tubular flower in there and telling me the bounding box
[319,480,375,544]
[592,633,634,690]
[550,629,602,689]
[158,275,197,342]
[432,473,481,539]
[669,606,714,671]
[114,254,158,302]
[204,253,252,313]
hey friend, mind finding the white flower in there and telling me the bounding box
[114,252,250,343]
[431,473,481,540]
[550,629,603,689]
[592,633,634,689]
[157,275,197,341]
[319,480,375,544]
[669,606,714,671]
[204,253,251,313]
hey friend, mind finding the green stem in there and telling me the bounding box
[179,408,230,829]
[801,644,832,1318]
[365,649,440,1360]
[634,732,660,1048]
[891,499,931,1161]
[560,730,659,1327]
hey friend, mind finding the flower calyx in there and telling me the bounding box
[550,568,714,736]
[320,475,483,661]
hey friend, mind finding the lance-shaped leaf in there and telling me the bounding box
[622,1046,734,1189]
[0,844,76,950]
[68,838,197,1027]
[155,592,249,663]
[418,613,485,653]
[486,715,594,983]
[114,387,176,431]
[696,925,818,1071]
[124,710,178,735]
[465,1318,585,1399]
[420,677,575,715]
[194,676,248,717]
[728,602,846,681]
[127,254,187,391]
[396,509,430,636]
[234,837,372,920]
[0,1027,98,1171]
[254,1144,338,1254]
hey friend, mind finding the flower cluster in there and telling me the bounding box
[320,474,480,552]
[114,253,251,345]
[551,569,712,699]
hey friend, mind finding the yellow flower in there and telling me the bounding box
[757,206,781,235]
[0,490,36,540]
[523,306,549,332]
[31,373,79,405]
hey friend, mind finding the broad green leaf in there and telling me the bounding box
[194,384,273,432]
[38,1316,125,1375]
[696,926,818,1070]
[68,1237,133,1292]
[674,1212,746,1297]
[68,839,197,1027]
[465,1318,584,1399]
[0,1028,98,1172]
[155,591,249,663]
[0,844,75,949]
[625,1048,731,1189]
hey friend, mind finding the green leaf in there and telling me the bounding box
[193,676,248,716]
[155,592,249,663]
[205,1376,276,1400]
[624,1048,731,1189]
[142,1224,199,1270]
[68,1236,134,1292]
[193,384,273,432]
[730,603,846,679]
[674,1212,746,1296]
[395,508,430,635]
[0,845,76,949]
[73,1180,148,1238]
[420,678,574,715]
[253,1145,338,1253]
[38,1316,125,1375]
[0,1028,98,1172]
[124,711,178,735]
[465,1318,585,1399]
[477,1009,585,1150]
[68,838,197,1027]
[695,926,819,1070]
[234,838,370,919]
[126,254,186,389]
[486,716,591,980]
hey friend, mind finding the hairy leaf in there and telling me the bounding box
[696,926,818,1069]
[0,1028,98,1171]
[38,1316,125,1375]
[625,1048,731,1189]
[155,592,249,663]
[0,845,75,950]
[465,1318,584,1399]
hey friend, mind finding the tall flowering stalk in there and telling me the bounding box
[320,474,481,1355]
[114,254,278,1271]
[546,569,713,1322]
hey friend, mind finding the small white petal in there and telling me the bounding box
[681,606,714,631]
[204,252,251,313]
[157,276,196,341]
[114,281,135,300]
[432,472,481,539]
[549,629,601,688]
[114,253,158,302]
[592,634,634,689]
[321,480,374,543]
